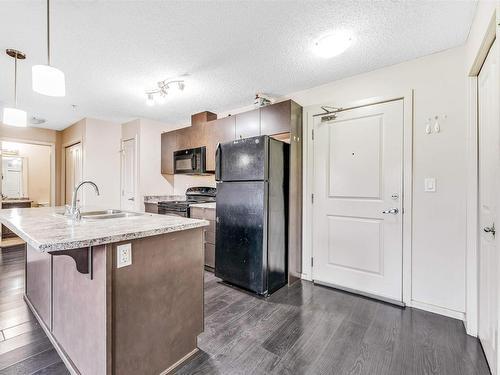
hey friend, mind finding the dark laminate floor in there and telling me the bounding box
[177,272,491,375]
[0,246,490,375]
[0,246,68,375]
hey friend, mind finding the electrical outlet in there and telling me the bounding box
[117,243,132,268]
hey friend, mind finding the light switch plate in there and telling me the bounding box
[424,178,436,192]
[117,243,132,268]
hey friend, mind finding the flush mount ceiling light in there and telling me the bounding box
[314,31,354,58]
[32,0,66,97]
[145,79,185,106]
[3,49,27,128]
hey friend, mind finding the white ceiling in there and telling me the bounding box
[0,0,477,130]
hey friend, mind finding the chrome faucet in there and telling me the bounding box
[66,181,100,219]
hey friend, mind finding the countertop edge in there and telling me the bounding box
[0,217,209,253]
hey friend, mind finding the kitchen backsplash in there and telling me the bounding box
[173,174,216,195]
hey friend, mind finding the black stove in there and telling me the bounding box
[158,187,216,217]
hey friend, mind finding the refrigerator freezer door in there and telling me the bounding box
[215,181,268,294]
[217,136,268,182]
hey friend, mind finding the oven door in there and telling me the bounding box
[174,147,206,174]
[158,207,188,217]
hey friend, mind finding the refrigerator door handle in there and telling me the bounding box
[215,143,221,181]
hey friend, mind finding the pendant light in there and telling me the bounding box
[32,0,66,97]
[3,49,27,128]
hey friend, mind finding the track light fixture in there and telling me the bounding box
[145,79,185,106]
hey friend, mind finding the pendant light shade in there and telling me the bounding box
[32,64,65,97]
[33,0,66,97]
[2,49,27,128]
[3,108,27,127]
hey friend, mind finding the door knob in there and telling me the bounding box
[382,208,399,214]
[484,223,496,236]
[128,197,135,201]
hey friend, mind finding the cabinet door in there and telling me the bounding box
[205,116,235,171]
[175,127,193,151]
[260,100,291,135]
[235,108,260,139]
[161,132,177,174]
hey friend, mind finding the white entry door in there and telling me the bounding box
[312,100,404,302]
[478,40,499,375]
[120,138,136,211]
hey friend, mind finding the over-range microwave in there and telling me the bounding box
[173,146,208,174]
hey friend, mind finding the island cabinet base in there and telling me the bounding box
[24,228,204,375]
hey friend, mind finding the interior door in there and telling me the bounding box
[120,138,136,211]
[478,40,498,375]
[65,143,82,205]
[312,100,404,302]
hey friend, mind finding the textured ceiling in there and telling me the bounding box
[0,0,477,130]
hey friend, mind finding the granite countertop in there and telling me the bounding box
[190,202,216,209]
[2,199,33,203]
[0,207,208,252]
[144,195,186,204]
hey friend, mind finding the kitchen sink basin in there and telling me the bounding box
[81,210,143,220]
[57,209,143,220]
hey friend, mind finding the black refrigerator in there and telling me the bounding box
[215,135,289,296]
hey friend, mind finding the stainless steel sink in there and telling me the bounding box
[81,209,123,216]
[57,209,143,220]
[81,210,143,220]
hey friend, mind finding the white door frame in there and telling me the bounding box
[0,137,56,207]
[303,90,414,305]
[120,136,139,211]
[465,9,498,338]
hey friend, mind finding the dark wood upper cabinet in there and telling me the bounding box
[175,126,199,151]
[235,108,260,139]
[161,131,177,175]
[205,116,236,171]
[261,100,292,135]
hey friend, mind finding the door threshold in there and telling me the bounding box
[313,280,405,308]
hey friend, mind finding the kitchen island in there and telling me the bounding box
[0,207,208,375]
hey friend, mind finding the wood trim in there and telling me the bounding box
[402,89,414,305]
[468,10,497,76]
[464,7,497,338]
[465,76,479,337]
[160,348,199,375]
[409,299,465,321]
[24,295,79,375]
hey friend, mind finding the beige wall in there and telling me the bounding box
[2,142,51,205]
[60,119,85,204]
[121,118,184,210]
[83,118,121,208]
[59,118,121,208]
[173,175,216,196]
[0,123,60,205]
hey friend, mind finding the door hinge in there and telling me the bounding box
[311,257,314,267]
[311,194,314,204]
[312,129,315,140]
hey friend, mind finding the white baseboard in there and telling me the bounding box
[300,272,312,281]
[409,300,465,321]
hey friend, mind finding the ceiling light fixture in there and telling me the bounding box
[146,93,155,106]
[314,31,354,58]
[32,0,66,97]
[145,79,185,106]
[3,49,27,128]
